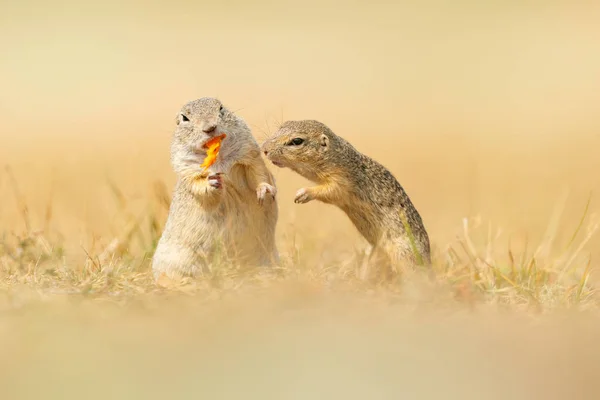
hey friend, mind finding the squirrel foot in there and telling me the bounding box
[294,187,314,204]
[257,182,277,205]
[207,173,224,190]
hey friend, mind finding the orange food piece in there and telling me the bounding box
[200,133,227,171]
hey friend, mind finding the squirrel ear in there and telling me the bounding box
[319,134,329,148]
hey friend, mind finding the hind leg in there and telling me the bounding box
[152,242,206,281]
[358,244,391,282]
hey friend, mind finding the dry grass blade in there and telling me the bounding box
[564,192,593,251]
[5,166,31,233]
[576,257,593,303]
[106,176,127,210]
[535,188,569,262]
[153,180,171,210]
[43,180,54,234]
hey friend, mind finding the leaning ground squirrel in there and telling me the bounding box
[261,120,430,277]
[152,98,279,279]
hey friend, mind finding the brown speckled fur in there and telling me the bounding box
[261,120,430,277]
[152,98,279,279]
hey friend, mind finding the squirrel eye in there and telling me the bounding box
[219,105,224,113]
[289,138,304,146]
[181,114,190,122]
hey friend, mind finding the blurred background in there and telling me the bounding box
[2,1,600,398]
[1,0,599,258]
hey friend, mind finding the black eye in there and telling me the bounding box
[219,105,224,113]
[288,138,304,146]
[181,114,189,122]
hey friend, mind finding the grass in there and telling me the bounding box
[0,177,599,399]
[1,161,598,400]
[0,172,596,312]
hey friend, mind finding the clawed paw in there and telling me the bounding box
[257,183,277,205]
[294,188,312,204]
[208,173,224,189]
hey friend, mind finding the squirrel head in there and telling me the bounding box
[170,97,250,177]
[261,120,334,182]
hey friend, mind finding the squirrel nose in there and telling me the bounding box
[263,150,268,156]
[203,124,217,134]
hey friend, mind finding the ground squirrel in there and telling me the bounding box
[261,120,430,276]
[152,98,279,279]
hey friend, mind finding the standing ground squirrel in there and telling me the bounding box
[152,98,279,279]
[261,120,430,276]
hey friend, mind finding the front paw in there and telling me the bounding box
[208,173,224,189]
[294,188,313,204]
[257,182,277,205]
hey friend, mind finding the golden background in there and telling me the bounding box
[1,2,600,397]
[2,1,599,259]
